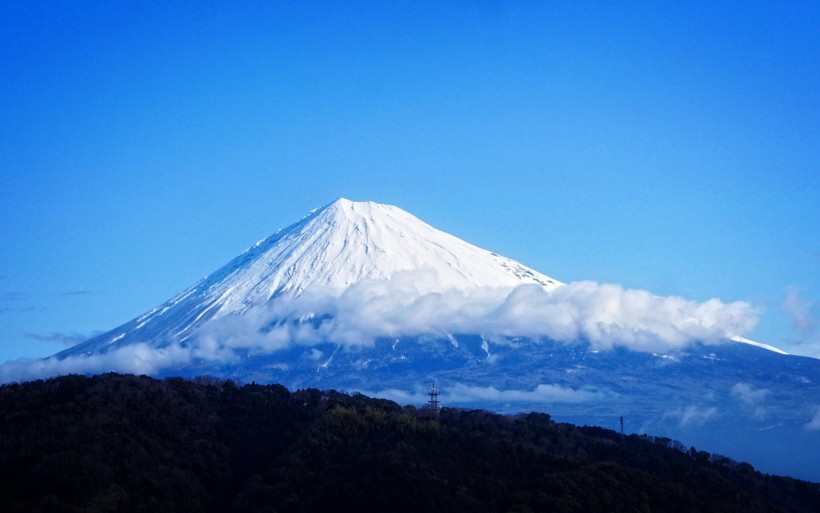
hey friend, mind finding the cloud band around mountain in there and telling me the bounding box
[1,275,759,382]
[197,273,758,355]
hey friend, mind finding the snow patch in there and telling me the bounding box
[731,336,788,355]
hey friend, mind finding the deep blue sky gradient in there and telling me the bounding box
[1,1,818,361]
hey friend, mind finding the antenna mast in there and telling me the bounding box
[427,383,441,416]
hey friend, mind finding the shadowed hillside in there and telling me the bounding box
[0,373,817,513]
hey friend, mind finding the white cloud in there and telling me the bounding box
[664,405,719,426]
[781,287,820,358]
[198,278,758,355]
[731,382,770,405]
[681,406,718,426]
[805,407,820,431]
[362,383,609,407]
[782,287,816,335]
[731,382,771,419]
[1,276,760,382]
[360,388,429,405]
[443,383,609,404]
[0,343,192,383]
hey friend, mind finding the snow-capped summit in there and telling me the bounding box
[60,198,561,356]
[208,197,561,304]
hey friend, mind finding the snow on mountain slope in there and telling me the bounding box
[731,336,789,355]
[60,198,562,355]
[52,197,768,363]
[196,197,561,307]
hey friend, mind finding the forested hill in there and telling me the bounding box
[1,374,817,513]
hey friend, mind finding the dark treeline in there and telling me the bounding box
[0,374,817,513]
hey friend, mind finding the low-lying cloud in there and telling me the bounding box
[199,275,758,354]
[782,287,820,358]
[783,287,816,335]
[0,275,760,382]
[805,407,820,431]
[664,405,719,427]
[731,382,770,405]
[0,343,193,384]
[362,382,609,407]
[731,382,771,419]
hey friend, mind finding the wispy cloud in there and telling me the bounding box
[783,287,816,335]
[0,291,27,301]
[0,343,193,383]
[362,383,610,407]
[664,405,719,427]
[24,332,97,348]
[0,291,37,315]
[0,305,37,315]
[805,407,820,431]
[361,388,429,405]
[59,290,94,297]
[443,383,609,404]
[731,382,770,419]
[781,287,820,358]
[731,382,770,405]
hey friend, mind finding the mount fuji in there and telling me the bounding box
[59,197,562,357]
[5,198,819,481]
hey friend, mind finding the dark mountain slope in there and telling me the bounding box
[0,374,817,513]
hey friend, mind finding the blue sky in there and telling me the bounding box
[1,1,818,363]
